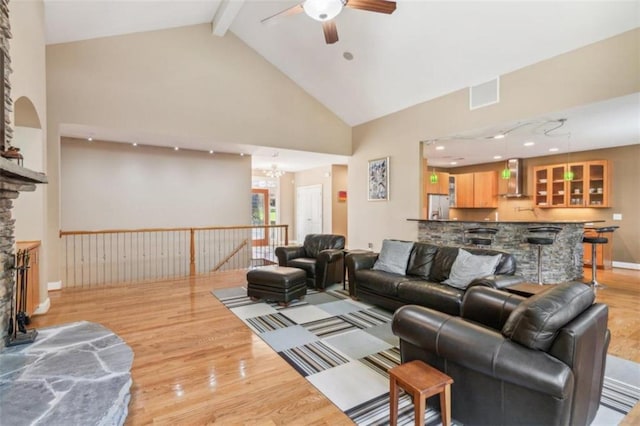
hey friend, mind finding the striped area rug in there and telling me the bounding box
[213,285,639,425]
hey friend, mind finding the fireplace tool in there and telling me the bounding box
[6,249,37,346]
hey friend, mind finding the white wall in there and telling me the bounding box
[61,138,251,230]
[13,127,45,241]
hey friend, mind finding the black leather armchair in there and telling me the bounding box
[392,282,610,426]
[275,234,345,290]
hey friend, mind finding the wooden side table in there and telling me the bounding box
[504,282,554,297]
[389,360,454,426]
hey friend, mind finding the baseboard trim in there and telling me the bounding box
[33,297,50,316]
[48,280,62,291]
[612,261,640,270]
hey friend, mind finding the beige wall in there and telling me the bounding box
[46,23,351,283]
[13,127,45,241]
[61,138,251,230]
[350,29,640,254]
[278,174,295,243]
[447,144,639,264]
[294,165,333,240]
[331,165,348,243]
[9,0,49,307]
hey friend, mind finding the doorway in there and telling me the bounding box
[296,184,322,243]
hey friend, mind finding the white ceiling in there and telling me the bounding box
[43,0,640,171]
[423,93,640,167]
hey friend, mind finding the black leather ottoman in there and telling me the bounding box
[246,266,307,306]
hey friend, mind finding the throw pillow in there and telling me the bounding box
[372,239,415,275]
[443,248,502,289]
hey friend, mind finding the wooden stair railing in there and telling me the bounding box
[59,224,288,288]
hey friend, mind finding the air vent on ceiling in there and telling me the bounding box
[469,77,500,110]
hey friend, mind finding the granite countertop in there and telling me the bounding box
[407,219,606,224]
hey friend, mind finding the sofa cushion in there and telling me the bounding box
[502,282,595,351]
[406,243,438,279]
[288,258,316,277]
[303,234,345,258]
[355,269,411,297]
[428,246,460,282]
[397,280,464,316]
[373,239,414,275]
[443,249,502,289]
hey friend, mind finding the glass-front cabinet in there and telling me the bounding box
[534,160,609,208]
[534,164,568,207]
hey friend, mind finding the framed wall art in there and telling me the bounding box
[368,157,389,201]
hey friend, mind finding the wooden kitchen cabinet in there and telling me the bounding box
[534,160,609,208]
[533,164,568,207]
[16,241,40,316]
[453,173,474,208]
[574,160,609,207]
[453,171,497,208]
[583,228,613,269]
[423,166,450,195]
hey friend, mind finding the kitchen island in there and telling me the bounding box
[408,219,604,283]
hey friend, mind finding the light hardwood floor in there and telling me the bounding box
[31,267,639,425]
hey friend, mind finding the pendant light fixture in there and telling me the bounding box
[501,138,511,179]
[564,133,574,181]
[430,167,438,184]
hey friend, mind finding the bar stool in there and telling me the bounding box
[464,227,498,247]
[583,226,619,289]
[526,226,562,285]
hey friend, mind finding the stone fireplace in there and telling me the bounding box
[0,0,47,349]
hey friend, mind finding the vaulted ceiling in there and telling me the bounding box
[43,1,640,170]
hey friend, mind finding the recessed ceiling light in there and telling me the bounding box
[240,153,245,157]
[174,146,179,151]
[549,147,559,152]
[435,146,445,151]
[493,134,505,140]
[493,155,502,159]
[87,136,93,142]
[524,141,535,147]
[132,142,137,147]
[450,161,458,165]
[343,51,354,61]
[209,150,214,154]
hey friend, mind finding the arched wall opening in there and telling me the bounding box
[12,96,47,313]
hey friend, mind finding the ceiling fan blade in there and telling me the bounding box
[346,0,396,14]
[260,3,304,25]
[322,20,339,44]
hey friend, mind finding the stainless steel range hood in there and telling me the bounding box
[502,158,526,198]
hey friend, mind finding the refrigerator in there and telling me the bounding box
[427,194,450,220]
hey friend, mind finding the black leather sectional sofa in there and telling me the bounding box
[392,282,609,426]
[346,242,524,315]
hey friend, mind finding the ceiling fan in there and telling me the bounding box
[261,0,397,44]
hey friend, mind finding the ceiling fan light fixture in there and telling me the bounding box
[304,0,344,22]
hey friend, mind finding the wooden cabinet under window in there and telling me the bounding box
[453,171,497,208]
[16,241,40,316]
[533,160,610,208]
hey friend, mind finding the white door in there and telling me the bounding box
[296,184,322,243]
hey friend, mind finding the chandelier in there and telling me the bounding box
[264,164,285,178]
